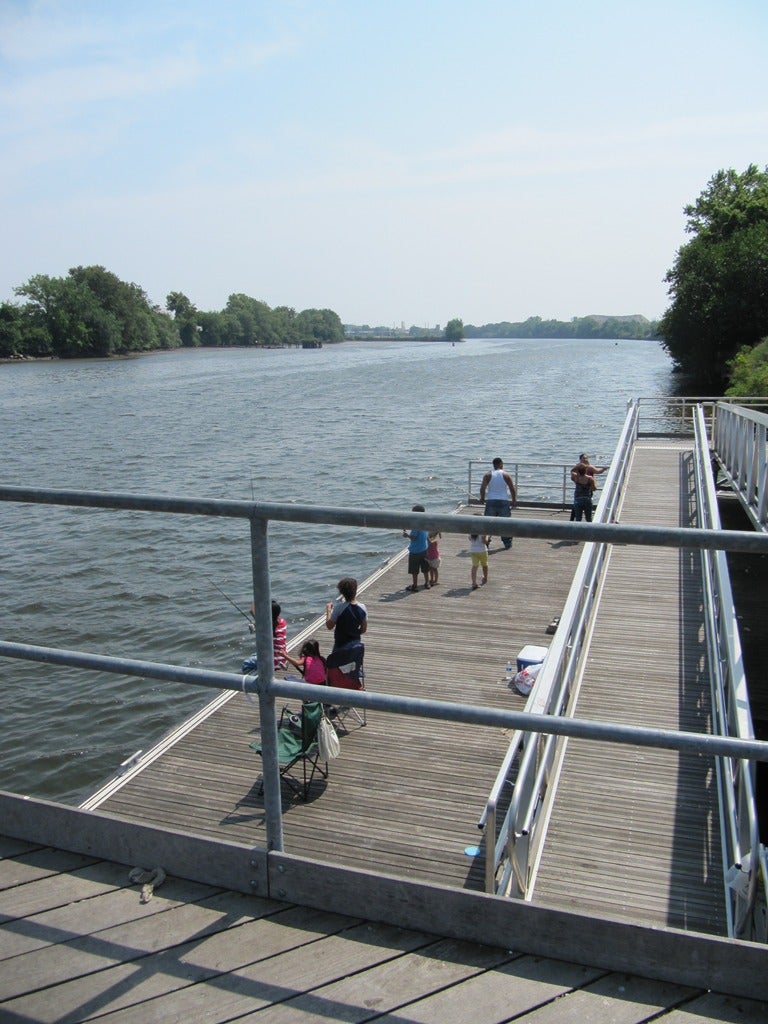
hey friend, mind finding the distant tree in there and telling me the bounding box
[272,305,299,346]
[14,266,179,357]
[444,318,464,342]
[660,165,768,386]
[0,302,24,357]
[463,315,658,340]
[166,291,200,347]
[197,309,229,347]
[296,308,344,344]
[6,268,346,358]
[224,294,277,346]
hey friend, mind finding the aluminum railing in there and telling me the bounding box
[712,402,768,532]
[636,395,767,438]
[2,472,768,918]
[479,400,639,895]
[465,397,767,507]
[466,460,580,509]
[694,405,767,940]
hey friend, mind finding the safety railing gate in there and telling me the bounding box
[712,402,768,533]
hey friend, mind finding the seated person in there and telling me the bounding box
[285,639,327,684]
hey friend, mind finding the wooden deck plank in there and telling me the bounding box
[0,848,99,892]
[1,902,362,1022]
[88,935,508,1024]
[2,840,767,1023]
[0,872,221,961]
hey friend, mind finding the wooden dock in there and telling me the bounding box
[2,834,767,1023]
[2,437,767,1019]
[87,507,583,890]
[86,444,724,925]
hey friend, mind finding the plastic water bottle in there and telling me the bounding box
[505,660,513,683]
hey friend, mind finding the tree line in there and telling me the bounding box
[464,315,659,340]
[4,166,768,394]
[0,267,345,359]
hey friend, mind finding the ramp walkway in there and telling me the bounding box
[531,439,727,933]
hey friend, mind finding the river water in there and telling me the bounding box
[1,338,674,803]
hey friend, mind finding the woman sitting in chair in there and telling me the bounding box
[325,577,367,651]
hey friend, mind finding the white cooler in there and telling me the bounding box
[516,645,548,673]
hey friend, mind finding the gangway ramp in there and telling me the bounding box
[531,439,728,934]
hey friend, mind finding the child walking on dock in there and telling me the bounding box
[403,504,430,591]
[426,531,441,586]
[469,533,489,590]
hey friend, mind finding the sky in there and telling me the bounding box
[2,1,767,328]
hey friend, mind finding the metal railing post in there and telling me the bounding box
[250,514,284,853]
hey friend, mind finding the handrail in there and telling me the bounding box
[636,395,767,439]
[712,402,768,531]
[467,461,578,508]
[693,405,765,939]
[480,400,640,895]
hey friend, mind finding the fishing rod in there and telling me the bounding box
[206,576,255,629]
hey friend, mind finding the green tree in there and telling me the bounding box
[14,267,179,357]
[726,337,768,397]
[660,165,768,386]
[444,318,463,342]
[224,294,277,346]
[272,306,299,346]
[296,308,344,344]
[166,291,200,347]
[0,302,24,357]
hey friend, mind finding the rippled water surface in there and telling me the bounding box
[1,338,674,801]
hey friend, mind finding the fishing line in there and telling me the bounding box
[205,575,255,628]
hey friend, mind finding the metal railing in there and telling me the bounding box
[479,400,639,895]
[467,460,598,509]
[636,395,768,438]
[694,405,767,940]
[2,462,768,926]
[712,402,768,532]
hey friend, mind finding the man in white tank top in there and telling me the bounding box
[479,457,517,549]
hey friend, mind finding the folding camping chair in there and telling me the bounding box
[250,700,327,800]
[325,642,367,731]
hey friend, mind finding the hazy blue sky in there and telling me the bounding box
[2,0,766,327]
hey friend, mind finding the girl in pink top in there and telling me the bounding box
[285,639,327,684]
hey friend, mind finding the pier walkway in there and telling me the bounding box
[532,439,726,932]
[3,400,768,1018]
[87,507,583,891]
[87,439,726,934]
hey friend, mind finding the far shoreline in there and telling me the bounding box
[1,335,661,367]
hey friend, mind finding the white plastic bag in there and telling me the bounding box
[317,715,340,760]
[512,662,542,696]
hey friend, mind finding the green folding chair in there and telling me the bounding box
[251,700,328,800]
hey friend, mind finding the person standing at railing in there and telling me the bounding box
[326,577,368,649]
[479,458,517,549]
[569,454,607,522]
